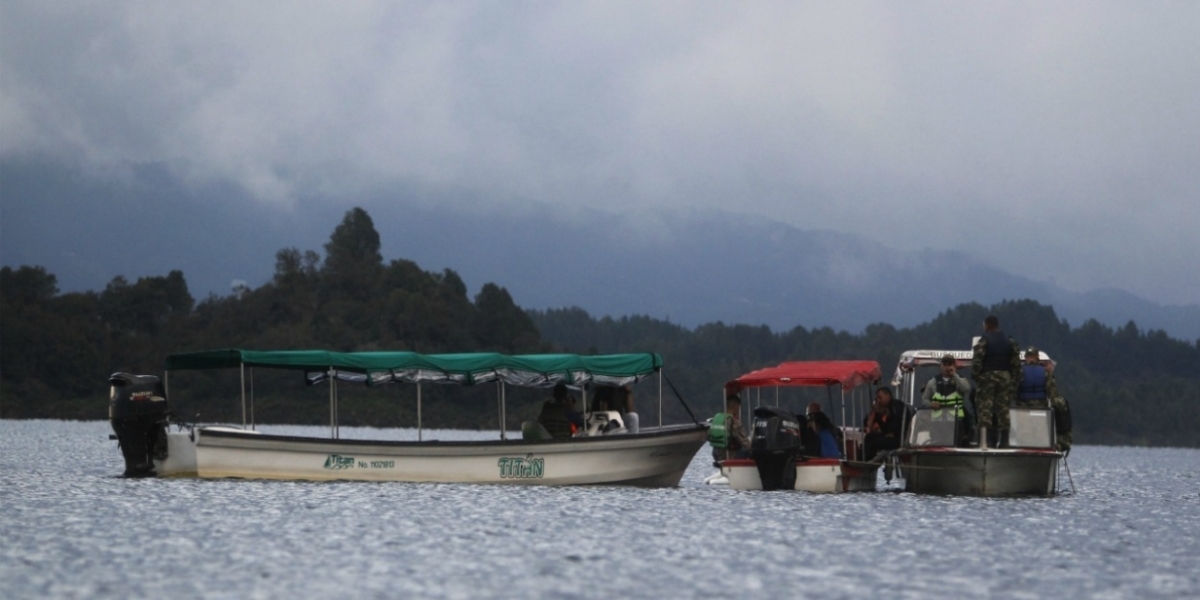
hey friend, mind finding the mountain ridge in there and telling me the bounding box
[3,160,1197,341]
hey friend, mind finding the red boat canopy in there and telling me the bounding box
[727,360,882,393]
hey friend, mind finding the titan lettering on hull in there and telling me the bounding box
[324,454,356,470]
[498,457,544,479]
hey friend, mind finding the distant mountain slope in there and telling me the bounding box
[377,205,1200,341]
[3,160,1197,341]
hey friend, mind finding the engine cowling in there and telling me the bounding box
[109,372,169,477]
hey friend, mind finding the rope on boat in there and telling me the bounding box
[1062,455,1077,494]
[660,372,700,425]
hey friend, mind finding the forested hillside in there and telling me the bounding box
[0,208,548,428]
[529,302,1200,447]
[2,207,1196,446]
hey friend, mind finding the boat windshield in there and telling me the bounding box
[907,408,959,447]
[1009,408,1055,449]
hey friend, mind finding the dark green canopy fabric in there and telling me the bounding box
[164,349,663,387]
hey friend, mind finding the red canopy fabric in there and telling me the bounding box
[726,360,882,393]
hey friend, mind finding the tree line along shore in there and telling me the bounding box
[2,208,1196,447]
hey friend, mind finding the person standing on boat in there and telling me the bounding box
[1015,347,1057,408]
[538,382,584,439]
[709,394,750,465]
[922,354,973,444]
[971,315,1022,448]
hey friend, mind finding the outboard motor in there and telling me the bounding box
[109,373,169,477]
[750,406,802,491]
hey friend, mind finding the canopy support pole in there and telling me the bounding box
[240,364,247,428]
[498,381,507,440]
[658,370,663,429]
[328,366,335,439]
[417,383,423,442]
[250,368,256,431]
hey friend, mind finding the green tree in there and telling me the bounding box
[473,283,540,353]
[321,207,384,303]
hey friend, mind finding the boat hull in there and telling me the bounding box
[721,458,879,492]
[155,425,708,487]
[894,448,1061,496]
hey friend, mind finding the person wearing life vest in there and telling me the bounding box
[922,354,974,446]
[1015,347,1058,408]
[971,315,1022,448]
[922,354,972,420]
[709,394,750,465]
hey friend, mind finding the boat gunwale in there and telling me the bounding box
[193,422,708,450]
[894,447,1063,458]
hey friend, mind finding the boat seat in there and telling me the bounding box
[521,421,554,441]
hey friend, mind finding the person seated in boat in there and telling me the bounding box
[1015,347,1058,409]
[803,403,844,454]
[709,394,750,465]
[808,411,842,458]
[863,388,906,462]
[537,382,584,439]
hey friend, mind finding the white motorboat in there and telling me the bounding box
[108,350,708,486]
[890,349,1064,496]
[718,361,883,492]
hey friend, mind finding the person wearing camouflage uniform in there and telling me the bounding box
[1051,393,1073,453]
[971,315,1021,448]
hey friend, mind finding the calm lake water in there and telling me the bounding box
[2,420,1198,599]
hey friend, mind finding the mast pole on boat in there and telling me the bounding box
[240,363,247,429]
[417,383,423,442]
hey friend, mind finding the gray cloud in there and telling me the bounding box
[2,1,1198,304]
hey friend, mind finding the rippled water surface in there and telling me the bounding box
[2,420,1198,599]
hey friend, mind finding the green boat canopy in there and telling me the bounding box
[164,349,664,388]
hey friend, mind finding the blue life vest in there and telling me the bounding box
[1019,365,1048,401]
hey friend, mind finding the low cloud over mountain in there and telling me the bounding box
[4,160,1195,342]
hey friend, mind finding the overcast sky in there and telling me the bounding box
[3,1,1198,305]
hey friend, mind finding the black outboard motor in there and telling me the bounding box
[109,373,169,477]
[750,406,803,491]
